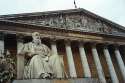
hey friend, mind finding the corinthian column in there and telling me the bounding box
[103,45,119,83]
[65,41,77,78]
[114,45,125,82]
[91,44,106,83]
[78,42,91,77]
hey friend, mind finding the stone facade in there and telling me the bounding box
[0,9,125,83]
[2,12,125,36]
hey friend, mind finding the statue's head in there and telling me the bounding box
[32,32,41,44]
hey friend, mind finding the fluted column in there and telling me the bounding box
[51,40,58,55]
[114,45,125,81]
[17,35,24,79]
[78,42,91,77]
[65,41,77,78]
[103,45,119,83]
[0,33,4,57]
[91,44,106,83]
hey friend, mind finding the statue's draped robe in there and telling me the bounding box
[19,42,65,79]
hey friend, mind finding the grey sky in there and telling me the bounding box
[0,0,125,27]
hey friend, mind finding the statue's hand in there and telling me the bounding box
[40,73,54,79]
[26,51,37,57]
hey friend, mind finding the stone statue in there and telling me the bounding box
[18,32,66,79]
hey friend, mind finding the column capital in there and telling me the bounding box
[78,40,88,45]
[113,44,120,48]
[49,36,57,40]
[64,39,71,45]
[102,43,111,49]
[90,42,98,48]
[79,41,84,46]
[104,42,111,46]
[50,38,57,44]
[122,44,125,47]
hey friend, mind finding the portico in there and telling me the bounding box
[0,8,125,83]
[15,34,125,83]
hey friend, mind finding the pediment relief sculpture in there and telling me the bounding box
[9,14,125,36]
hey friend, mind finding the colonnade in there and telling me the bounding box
[50,40,125,83]
[0,33,125,83]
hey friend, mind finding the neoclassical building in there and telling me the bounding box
[0,8,125,83]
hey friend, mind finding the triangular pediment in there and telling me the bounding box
[0,8,125,36]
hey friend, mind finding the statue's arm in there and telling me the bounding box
[45,45,52,56]
[40,44,52,57]
[23,43,38,57]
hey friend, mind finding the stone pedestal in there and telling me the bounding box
[13,78,100,83]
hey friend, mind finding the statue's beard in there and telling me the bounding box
[33,39,41,45]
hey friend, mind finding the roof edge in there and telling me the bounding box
[0,8,125,31]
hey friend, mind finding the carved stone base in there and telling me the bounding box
[13,78,100,83]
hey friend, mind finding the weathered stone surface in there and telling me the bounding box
[6,14,113,33]
[13,78,100,83]
[1,9,125,36]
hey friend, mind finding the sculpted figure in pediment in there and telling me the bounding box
[81,16,89,29]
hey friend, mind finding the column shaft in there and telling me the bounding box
[79,43,91,77]
[91,45,106,83]
[65,41,77,78]
[17,37,24,79]
[114,47,125,81]
[103,46,119,83]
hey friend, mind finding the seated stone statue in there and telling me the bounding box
[18,32,66,79]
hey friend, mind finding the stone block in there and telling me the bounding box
[13,78,100,83]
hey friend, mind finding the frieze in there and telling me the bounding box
[5,14,125,36]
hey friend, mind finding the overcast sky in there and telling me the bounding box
[0,0,125,27]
